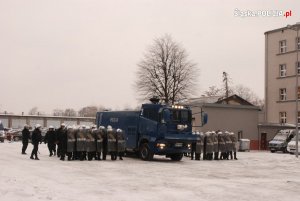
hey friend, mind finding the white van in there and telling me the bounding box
[287,134,300,154]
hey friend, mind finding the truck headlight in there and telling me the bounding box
[157,143,166,149]
[187,144,191,149]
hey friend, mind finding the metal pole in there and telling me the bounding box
[296,27,299,158]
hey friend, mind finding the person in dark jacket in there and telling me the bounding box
[44,126,56,157]
[56,123,66,158]
[102,126,108,160]
[57,124,67,161]
[30,124,42,160]
[21,125,30,154]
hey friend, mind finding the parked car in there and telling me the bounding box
[0,130,5,142]
[6,129,22,141]
[0,121,5,142]
[287,134,300,154]
[268,129,295,153]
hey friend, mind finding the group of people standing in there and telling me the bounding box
[21,123,126,161]
[21,124,43,160]
[190,131,238,161]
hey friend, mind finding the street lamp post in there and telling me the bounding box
[287,23,300,158]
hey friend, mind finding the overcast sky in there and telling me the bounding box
[0,0,300,115]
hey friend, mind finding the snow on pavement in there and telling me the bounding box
[1,141,300,201]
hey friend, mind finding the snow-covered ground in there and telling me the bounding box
[1,142,300,201]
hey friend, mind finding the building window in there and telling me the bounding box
[297,61,300,75]
[298,112,300,124]
[279,112,287,124]
[297,37,300,50]
[298,87,300,100]
[279,88,287,101]
[279,40,287,53]
[279,64,286,77]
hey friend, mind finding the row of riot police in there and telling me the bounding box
[190,131,238,161]
[45,124,126,161]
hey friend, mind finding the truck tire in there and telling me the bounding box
[170,153,183,161]
[270,150,275,153]
[139,143,154,161]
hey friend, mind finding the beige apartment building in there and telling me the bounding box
[265,23,300,125]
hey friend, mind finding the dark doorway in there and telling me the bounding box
[260,133,267,150]
[238,130,243,140]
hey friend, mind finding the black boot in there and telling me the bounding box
[234,152,238,160]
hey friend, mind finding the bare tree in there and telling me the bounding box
[64,108,77,117]
[28,107,38,115]
[233,84,264,107]
[53,109,64,116]
[202,84,263,107]
[135,34,199,104]
[203,85,223,97]
[78,106,98,117]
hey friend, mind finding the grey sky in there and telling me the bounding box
[0,0,299,114]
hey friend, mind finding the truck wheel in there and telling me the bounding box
[270,150,275,153]
[139,143,153,161]
[170,153,183,161]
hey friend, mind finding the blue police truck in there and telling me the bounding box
[96,98,207,161]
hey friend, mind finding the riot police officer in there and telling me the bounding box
[76,126,87,161]
[86,125,96,161]
[102,126,108,160]
[212,131,219,160]
[218,131,226,160]
[21,124,30,155]
[205,132,214,160]
[195,131,204,160]
[229,132,238,160]
[95,126,104,160]
[107,125,117,160]
[56,123,66,157]
[190,131,196,160]
[224,131,233,160]
[44,125,56,156]
[116,128,125,160]
[57,123,67,161]
[66,126,76,161]
[30,124,42,160]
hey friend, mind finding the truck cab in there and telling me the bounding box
[96,101,199,161]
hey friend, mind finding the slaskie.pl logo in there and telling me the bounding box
[234,9,292,18]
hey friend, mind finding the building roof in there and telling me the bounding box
[215,94,254,106]
[186,94,260,110]
[188,96,223,104]
[264,23,300,35]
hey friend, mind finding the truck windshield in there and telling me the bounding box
[170,109,191,123]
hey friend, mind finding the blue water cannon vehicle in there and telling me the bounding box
[96,98,207,161]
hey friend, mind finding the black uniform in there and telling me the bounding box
[102,129,108,160]
[44,129,57,156]
[30,128,42,160]
[57,126,67,160]
[21,127,30,154]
